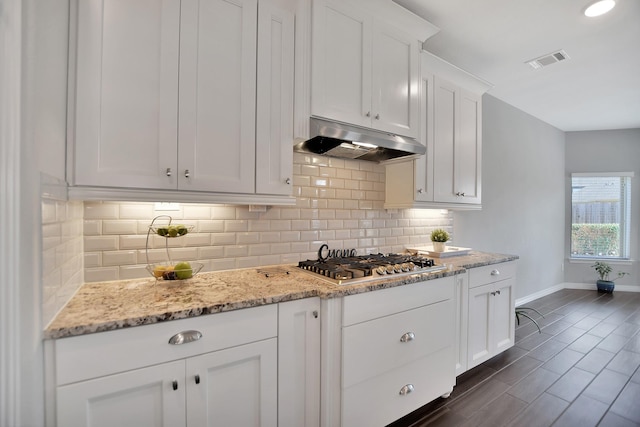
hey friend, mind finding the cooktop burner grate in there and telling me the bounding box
[297,253,447,284]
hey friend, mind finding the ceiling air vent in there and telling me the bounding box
[526,50,570,70]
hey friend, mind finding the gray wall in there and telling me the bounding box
[454,95,566,300]
[564,129,640,288]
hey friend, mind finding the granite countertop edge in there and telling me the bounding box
[45,251,518,340]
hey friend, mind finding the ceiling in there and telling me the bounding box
[394,0,640,131]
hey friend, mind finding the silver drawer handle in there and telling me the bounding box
[168,330,203,345]
[491,269,500,276]
[400,332,415,343]
[399,384,414,395]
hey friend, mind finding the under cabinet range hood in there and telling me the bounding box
[294,118,426,163]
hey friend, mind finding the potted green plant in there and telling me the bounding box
[430,229,450,252]
[591,261,629,293]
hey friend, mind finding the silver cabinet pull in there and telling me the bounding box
[491,269,500,276]
[375,113,380,120]
[366,111,371,117]
[400,332,415,343]
[312,310,319,319]
[285,178,291,185]
[172,380,178,391]
[166,168,172,177]
[399,384,414,395]
[184,169,190,178]
[491,291,496,296]
[417,188,423,194]
[168,330,203,345]
[495,289,501,295]
[456,192,466,197]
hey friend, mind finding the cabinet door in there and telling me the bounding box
[454,274,469,376]
[178,0,257,193]
[493,278,515,354]
[432,76,459,203]
[467,282,492,369]
[255,0,295,196]
[414,70,434,202]
[371,21,420,138]
[73,0,180,189]
[186,338,277,427]
[311,0,372,128]
[456,89,482,204]
[278,298,321,427]
[57,360,186,427]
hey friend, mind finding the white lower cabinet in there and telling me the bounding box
[466,262,516,370]
[53,305,279,427]
[57,360,187,427]
[324,276,456,427]
[278,298,321,427]
[454,273,469,376]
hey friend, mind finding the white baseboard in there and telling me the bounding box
[516,282,640,307]
[516,284,565,307]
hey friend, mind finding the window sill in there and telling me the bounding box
[569,258,634,265]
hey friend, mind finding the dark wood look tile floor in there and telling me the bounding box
[388,289,640,427]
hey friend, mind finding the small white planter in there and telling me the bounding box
[432,241,446,252]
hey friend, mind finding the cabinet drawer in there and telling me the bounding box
[343,276,454,326]
[469,261,516,289]
[342,346,455,427]
[55,305,277,385]
[342,299,453,388]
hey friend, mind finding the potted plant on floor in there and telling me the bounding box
[430,229,450,252]
[591,261,629,293]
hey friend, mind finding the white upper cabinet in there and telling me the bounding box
[178,0,258,194]
[73,0,181,190]
[69,0,294,203]
[385,52,490,210]
[255,1,295,195]
[432,76,482,204]
[310,0,427,139]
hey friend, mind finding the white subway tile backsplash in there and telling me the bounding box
[183,205,212,219]
[211,233,236,246]
[211,206,236,220]
[248,244,271,256]
[84,252,102,268]
[199,220,225,233]
[237,232,261,245]
[85,267,119,283]
[102,250,138,266]
[84,236,119,251]
[280,231,301,242]
[183,233,212,247]
[119,265,149,280]
[83,220,101,236]
[62,154,453,284]
[259,232,281,244]
[119,203,154,219]
[119,235,148,250]
[199,246,225,259]
[224,220,248,233]
[84,202,119,219]
[102,220,138,235]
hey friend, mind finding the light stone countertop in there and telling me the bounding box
[45,251,518,339]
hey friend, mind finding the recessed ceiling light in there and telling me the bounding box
[584,0,616,17]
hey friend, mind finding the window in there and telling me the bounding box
[571,172,632,259]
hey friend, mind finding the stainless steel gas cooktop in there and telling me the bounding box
[297,253,447,285]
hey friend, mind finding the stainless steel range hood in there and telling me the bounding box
[294,118,426,163]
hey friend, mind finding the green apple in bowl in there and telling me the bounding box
[174,261,193,279]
